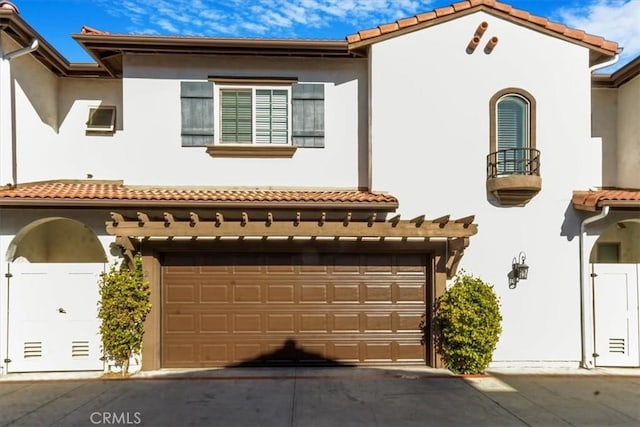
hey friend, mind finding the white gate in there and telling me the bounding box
[593,264,639,367]
[7,263,104,372]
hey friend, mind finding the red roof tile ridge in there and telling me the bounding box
[0,1,19,13]
[346,0,619,54]
[80,25,110,35]
[10,179,124,187]
[0,180,398,204]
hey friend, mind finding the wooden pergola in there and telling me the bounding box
[107,210,477,279]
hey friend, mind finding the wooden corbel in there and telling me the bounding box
[137,212,149,226]
[189,212,199,227]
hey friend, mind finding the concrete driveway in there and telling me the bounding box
[1,367,639,426]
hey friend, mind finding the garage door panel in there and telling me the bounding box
[201,344,228,363]
[397,342,426,361]
[365,313,393,331]
[165,313,197,333]
[267,284,295,302]
[267,314,295,332]
[234,343,263,362]
[233,285,262,303]
[333,284,359,302]
[364,284,392,302]
[201,314,228,332]
[300,285,327,302]
[234,314,262,332]
[332,313,361,332]
[162,253,427,367]
[397,284,425,302]
[164,343,195,364]
[397,313,423,331]
[201,284,228,302]
[166,284,196,303]
[300,314,328,332]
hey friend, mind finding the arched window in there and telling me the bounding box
[489,88,537,176]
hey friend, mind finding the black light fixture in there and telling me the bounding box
[509,251,529,289]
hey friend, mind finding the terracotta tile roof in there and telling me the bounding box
[572,189,640,211]
[346,0,619,54]
[80,25,110,35]
[0,180,398,207]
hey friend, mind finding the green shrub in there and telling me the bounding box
[98,254,151,376]
[434,271,502,374]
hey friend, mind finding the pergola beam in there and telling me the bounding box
[106,214,477,239]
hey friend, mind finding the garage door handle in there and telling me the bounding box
[58,307,67,314]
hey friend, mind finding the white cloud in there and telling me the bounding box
[556,0,640,70]
[99,0,436,39]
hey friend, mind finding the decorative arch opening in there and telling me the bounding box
[6,217,107,263]
[590,219,640,264]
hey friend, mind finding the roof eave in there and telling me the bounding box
[592,55,640,88]
[0,198,399,211]
[73,34,354,77]
[0,10,110,78]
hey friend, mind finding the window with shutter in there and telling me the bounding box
[496,95,529,174]
[181,80,324,157]
[255,89,288,144]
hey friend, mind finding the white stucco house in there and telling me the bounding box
[0,0,637,375]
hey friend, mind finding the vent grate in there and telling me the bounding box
[609,338,626,354]
[72,341,90,358]
[24,342,43,358]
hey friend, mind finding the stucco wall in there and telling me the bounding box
[370,11,597,366]
[617,74,640,188]
[15,54,368,189]
[590,219,640,263]
[591,88,618,187]
[1,34,59,185]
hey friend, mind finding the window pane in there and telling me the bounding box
[597,243,620,263]
[221,90,252,143]
[497,95,528,174]
[255,89,289,144]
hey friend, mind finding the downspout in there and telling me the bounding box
[576,52,620,370]
[0,38,39,186]
[0,37,38,375]
[589,53,619,73]
[579,205,610,369]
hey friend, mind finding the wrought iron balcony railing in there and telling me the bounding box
[487,148,541,179]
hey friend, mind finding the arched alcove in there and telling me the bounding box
[6,217,106,262]
[590,219,640,263]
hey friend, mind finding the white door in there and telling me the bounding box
[7,263,104,372]
[593,264,640,367]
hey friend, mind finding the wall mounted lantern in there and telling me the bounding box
[509,251,529,289]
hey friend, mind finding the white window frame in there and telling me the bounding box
[215,85,292,146]
[86,105,116,134]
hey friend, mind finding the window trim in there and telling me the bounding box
[86,105,116,135]
[216,84,292,146]
[489,88,536,155]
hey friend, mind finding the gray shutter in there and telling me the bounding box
[181,81,214,147]
[292,83,324,148]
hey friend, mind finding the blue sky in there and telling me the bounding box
[14,0,640,70]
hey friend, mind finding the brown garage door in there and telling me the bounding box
[162,252,427,367]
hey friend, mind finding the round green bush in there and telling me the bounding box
[435,272,502,374]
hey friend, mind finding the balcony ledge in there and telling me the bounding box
[487,175,542,206]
